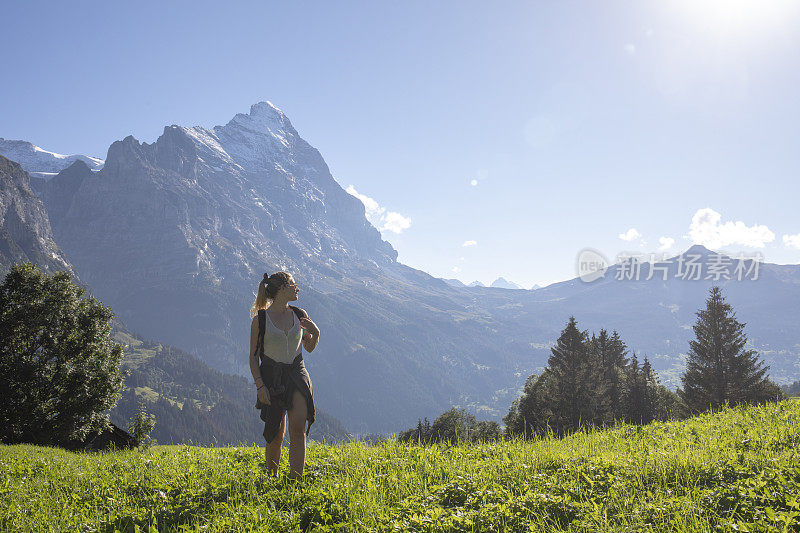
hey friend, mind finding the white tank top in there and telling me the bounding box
[262,309,303,364]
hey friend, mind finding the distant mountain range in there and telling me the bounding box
[490,277,522,289]
[3,101,799,435]
[443,277,537,290]
[0,138,103,184]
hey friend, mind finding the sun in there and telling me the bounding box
[670,0,799,38]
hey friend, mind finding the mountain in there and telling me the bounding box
[37,102,539,433]
[490,277,522,290]
[442,278,466,288]
[0,153,349,444]
[516,243,800,384]
[468,280,486,287]
[0,155,75,275]
[33,102,800,434]
[0,138,103,184]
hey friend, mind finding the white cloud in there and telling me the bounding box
[451,266,461,273]
[458,256,465,261]
[625,43,637,55]
[658,237,675,251]
[345,185,384,217]
[346,185,411,234]
[462,240,477,247]
[688,208,775,248]
[470,179,478,186]
[783,233,800,250]
[381,211,411,234]
[618,228,641,242]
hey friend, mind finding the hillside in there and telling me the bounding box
[2,399,798,531]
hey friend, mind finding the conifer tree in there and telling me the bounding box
[640,357,658,423]
[586,332,609,424]
[547,316,597,432]
[625,352,646,423]
[593,329,629,421]
[680,286,770,413]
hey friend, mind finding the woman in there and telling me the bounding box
[249,271,320,479]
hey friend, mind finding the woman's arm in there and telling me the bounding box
[300,317,320,353]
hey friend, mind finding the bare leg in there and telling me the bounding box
[265,414,286,477]
[287,389,308,480]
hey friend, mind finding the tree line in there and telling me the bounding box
[400,286,784,443]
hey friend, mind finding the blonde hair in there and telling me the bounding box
[250,271,293,318]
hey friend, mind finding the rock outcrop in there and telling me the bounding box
[0,155,74,275]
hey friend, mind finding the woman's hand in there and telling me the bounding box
[299,317,319,337]
[299,317,320,352]
[257,386,271,406]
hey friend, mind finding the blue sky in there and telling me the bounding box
[2,1,800,288]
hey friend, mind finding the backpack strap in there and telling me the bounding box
[289,305,308,321]
[254,309,266,362]
[289,306,310,348]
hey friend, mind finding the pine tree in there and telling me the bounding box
[593,329,629,421]
[680,286,770,413]
[625,352,646,423]
[547,316,597,432]
[640,357,658,424]
[586,332,609,424]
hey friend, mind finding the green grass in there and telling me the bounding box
[2,400,799,532]
[113,331,160,370]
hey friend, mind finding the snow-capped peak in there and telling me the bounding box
[223,101,292,136]
[211,101,299,172]
[177,126,239,169]
[0,138,104,179]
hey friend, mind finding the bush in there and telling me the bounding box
[398,409,503,445]
[0,263,124,445]
[128,401,156,449]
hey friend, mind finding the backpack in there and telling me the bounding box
[254,305,307,362]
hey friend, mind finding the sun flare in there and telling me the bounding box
[671,0,799,37]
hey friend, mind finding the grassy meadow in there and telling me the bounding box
[2,399,799,532]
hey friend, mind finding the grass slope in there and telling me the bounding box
[2,399,799,532]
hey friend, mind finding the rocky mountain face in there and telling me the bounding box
[34,102,800,434]
[0,155,74,275]
[38,103,535,433]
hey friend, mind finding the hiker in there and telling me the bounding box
[249,271,320,479]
